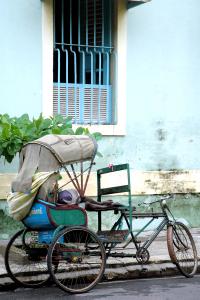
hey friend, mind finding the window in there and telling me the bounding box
[42,0,127,135]
[53,0,116,125]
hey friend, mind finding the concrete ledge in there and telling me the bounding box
[1,169,200,200]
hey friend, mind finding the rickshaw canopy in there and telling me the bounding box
[26,134,97,165]
[11,134,97,195]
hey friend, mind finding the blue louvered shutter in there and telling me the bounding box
[53,0,115,125]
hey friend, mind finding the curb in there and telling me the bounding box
[104,261,180,281]
[0,259,193,292]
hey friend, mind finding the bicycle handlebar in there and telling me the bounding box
[138,194,175,207]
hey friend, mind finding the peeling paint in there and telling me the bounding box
[156,129,167,141]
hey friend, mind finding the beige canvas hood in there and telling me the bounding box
[26,134,97,165]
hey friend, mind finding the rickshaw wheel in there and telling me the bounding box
[4,229,51,287]
[47,226,106,294]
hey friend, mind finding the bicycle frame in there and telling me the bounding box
[105,197,176,258]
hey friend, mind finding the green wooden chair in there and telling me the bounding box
[97,163,133,243]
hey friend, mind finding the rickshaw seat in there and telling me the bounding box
[86,203,126,212]
[23,199,87,230]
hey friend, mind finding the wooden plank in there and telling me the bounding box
[97,163,129,175]
[99,185,130,195]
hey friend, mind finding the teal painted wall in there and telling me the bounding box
[0,0,42,118]
[97,0,200,172]
[125,0,200,171]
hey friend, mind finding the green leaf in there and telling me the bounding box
[17,114,30,123]
[51,127,62,134]
[39,129,52,137]
[2,141,9,147]
[92,132,102,141]
[0,114,10,125]
[1,124,11,139]
[60,128,74,135]
[53,114,65,126]
[33,113,44,129]
[84,128,90,135]
[75,127,85,135]
[37,119,51,132]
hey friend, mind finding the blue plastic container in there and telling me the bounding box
[23,201,55,230]
[23,199,87,230]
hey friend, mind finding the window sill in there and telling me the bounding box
[73,124,126,136]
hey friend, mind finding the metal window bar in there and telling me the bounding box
[53,0,116,125]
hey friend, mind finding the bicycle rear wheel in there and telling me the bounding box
[5,229,50,287]
[47,226,106,294]
[167,222,198,277]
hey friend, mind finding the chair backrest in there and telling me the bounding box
[97,163,131,197]
[97,163,132,231]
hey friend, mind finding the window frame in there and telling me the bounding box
[42,0,127,136]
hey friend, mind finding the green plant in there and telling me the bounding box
[0,114,102,163]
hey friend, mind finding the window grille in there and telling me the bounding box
[53,0,116,125]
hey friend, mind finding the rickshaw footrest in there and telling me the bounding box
[97,230,129,243]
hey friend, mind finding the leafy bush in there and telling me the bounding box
[0,114,102,163]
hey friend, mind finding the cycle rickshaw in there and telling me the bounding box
[4,134,198,294]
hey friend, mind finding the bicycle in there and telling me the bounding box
[104,195,198,278]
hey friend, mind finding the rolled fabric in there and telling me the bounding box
[7,171,56,221]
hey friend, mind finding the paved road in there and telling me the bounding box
[1,275,200,300]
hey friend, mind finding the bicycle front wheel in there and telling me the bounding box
[47,226,106,294]
[167,222,198,277]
